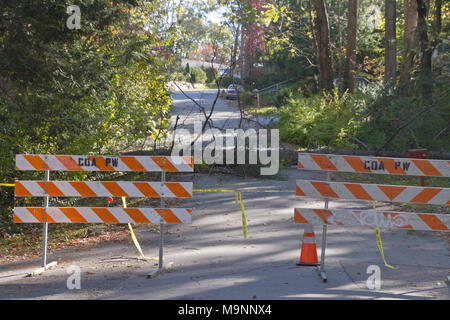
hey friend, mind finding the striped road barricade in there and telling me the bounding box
[14,154,193,277]
[295,153,449,282]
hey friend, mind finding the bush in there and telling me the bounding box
[275,77,450,153]
[274,87,292,108]
[204,67,218,84]
[357,78,450,152]
[184,63,190,75]
[218,74,234,88]
[173,71,187,82]
[240,91,254,106]
[277,90,367,149]
[189,68,207,84]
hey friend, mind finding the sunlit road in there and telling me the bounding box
[170,88,271,131]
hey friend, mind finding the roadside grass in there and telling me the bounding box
[204,83,221,89]
[245,105,278,117]
[0,223,130,263]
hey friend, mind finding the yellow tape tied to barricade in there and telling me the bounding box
[122,197,158,261]
[372,200,398,270]
[0,183,14,187]
[194,189,294,194]
[195,189,295,240]
[239,192,248,239]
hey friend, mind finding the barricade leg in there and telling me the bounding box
[42,170,49,268]
[317,224,328,282]
[147,164,173,278]
[317,195,329,282]
[28,170,58,277]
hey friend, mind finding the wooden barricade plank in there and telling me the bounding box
[294,208,450,232]
[14,207,192,224]
[298,153,449,177]
[15,181,193,198]
[15,154,193,172]
[296,180,449,205]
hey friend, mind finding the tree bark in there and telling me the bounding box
[307,0,320,71]
[432,0,442,49]
[230,24,240,76]
[344,0,357,93]
[337,0,344,92]
[384,0,397,85]
[313,0,333,91]
[416,0,432,100]
[434,0,441,38]
[399,0,418,83]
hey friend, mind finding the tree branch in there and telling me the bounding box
[375,105,431,154]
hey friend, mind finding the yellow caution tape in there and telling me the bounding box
[194,189,294,239]
[194,189,295,193]
[194,189,236,193]
[239,192,248,239]
[194,189,294,240]
[122,196,158,261]
[372,200,398,270]
[375,227,398,270]
[0,183,15,187]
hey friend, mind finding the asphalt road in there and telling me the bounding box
[170,89,276,132]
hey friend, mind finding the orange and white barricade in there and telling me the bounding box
[295,153,449,282]
[14,154,193,276]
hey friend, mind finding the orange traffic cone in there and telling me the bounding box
[297,225,319,266]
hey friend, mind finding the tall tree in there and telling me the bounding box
[313,0,333,91]
[344,0,357,93]
[337,0,344,92]
[399,0,418,83]
[384,0,397,84]
[416,0,435,102]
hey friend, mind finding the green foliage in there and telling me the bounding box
[173,71,188,82]
[184,63,191,75]
[204,67,219,84]
[277,90,368,149]
[189,68,207,84]
[240,91,254,106]
[0,0,175,233]
[274,87,292,108]
[218,74,234,88]
[358,78,450,152]
[275,76,449,153]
